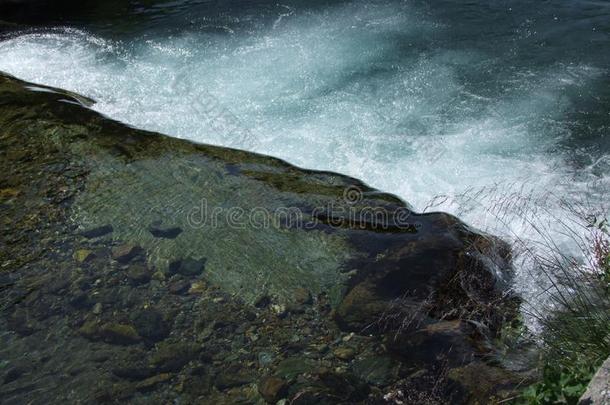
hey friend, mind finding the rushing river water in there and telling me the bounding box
[1,0,609,325]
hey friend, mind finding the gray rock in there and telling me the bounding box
[214,368,254,390]
[275,357,317,380]
[80,225,113,239]
[126,264,152,285]
[149,221,182,239]
[112,244,143,263]
[351,356,398,387]
[579,357,610,404]
[169,258,206,277]
[149,342,199,372]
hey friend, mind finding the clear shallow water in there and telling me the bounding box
[1,0,609,325]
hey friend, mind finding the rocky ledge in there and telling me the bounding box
[0,71,523,403]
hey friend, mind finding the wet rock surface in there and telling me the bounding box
[0,72,525,403]
[579,356,610,405]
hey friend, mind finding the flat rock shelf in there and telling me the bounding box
[0,71,524,404]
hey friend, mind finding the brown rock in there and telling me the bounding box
[333,347,356,361]
[80,321,141,345]
[168,279,190,295]
[293,287,312,305]
[135,373,172,392]
[258,376,287,403]
[149,342,198,372]
[100,323,142,345]
[112,244,143,264]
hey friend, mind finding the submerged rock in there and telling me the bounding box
[0,71,521,403]
[292,287,312,306]
[169,258,206,277]
[126,264,152,285]
[168,279,190,295]
[79,321,141,345]
[214,367,255,390]
[111,243,143,263]
[135,373,173,392]
[275,357,318,380]
[80,224,113,239]
[351,356,398,387]
[258,376,287,404]
[149,341,199,372]
[149,221,183,239]
[333,347,356,361]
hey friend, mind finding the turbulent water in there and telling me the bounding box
[1,0,609,324]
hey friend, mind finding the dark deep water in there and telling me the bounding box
[1,0,609,319]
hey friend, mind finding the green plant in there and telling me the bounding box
[519,363,595,404]
[517,214,610,404]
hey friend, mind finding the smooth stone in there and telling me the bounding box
[258,376,287,404]
[135,373,172,392]
[149,342,199,372]
[169,258,206,277]
[79,321,141,345]
[275,357,317,380]
[214,368,254,390]
[148,221,182,239]
[126,264,151,285]
[80,224,113,238]
[333,347,356,361]
[112,244,143,264]
[334,282,388,331]
[112,364,156,381]
[318,369,371,402]
[351,356,398,387]
[99,323,142,345]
